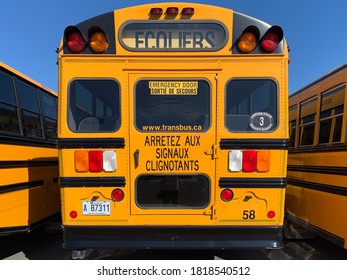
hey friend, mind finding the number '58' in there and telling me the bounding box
[243,210,256,220]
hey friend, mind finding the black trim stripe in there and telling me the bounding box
[220,139,289,150]
[287,179,347,196]
[219,178,287,188]
[59,177,126,187]
[0,134,57,148]
[57,138,125,149]
[288,165,347,176]
[0,180,44,194]
[0,159,58,169]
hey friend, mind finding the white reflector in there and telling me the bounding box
[228,150,243,172]
[103,150,116,172]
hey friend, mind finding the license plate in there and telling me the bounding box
[82,200,111,215]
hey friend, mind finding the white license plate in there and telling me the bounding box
[82,201,111,215]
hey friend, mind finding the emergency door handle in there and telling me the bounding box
[134,149,139,169]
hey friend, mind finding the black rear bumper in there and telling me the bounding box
[63,225,283,250]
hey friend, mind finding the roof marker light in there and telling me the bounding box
[182,7,194,15]
[166,7,179,14]
[150,8,163,15]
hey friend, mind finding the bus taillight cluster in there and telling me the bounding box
[228,150,271,172]
[237,25,283,54]
[65,26,109,54]
[74,150,116,172]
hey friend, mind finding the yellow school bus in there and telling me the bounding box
[286,62,347,249]
[57,2,289,253]
[0,62,59,236]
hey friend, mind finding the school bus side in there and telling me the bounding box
[286,62,347,248]
[0,62,60,236]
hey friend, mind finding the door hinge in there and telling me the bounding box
[204,144,218,159]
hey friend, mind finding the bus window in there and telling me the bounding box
[136,175,210,209]
[39,90,57,140]
[0,70,20,134]
[68,79,121,132]
[289,106,297,147]
[225,79,277,132]
[319,86,345,144]
[299,97,317,146]
[16,79,43,139]
[135,80,210,132]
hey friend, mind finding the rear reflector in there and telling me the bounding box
[111,188,124,202]
[221,189,234,202]
[88,150,103,172]
[242,150,257,172]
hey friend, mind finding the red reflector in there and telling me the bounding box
[221,189,234,202]
[70,210,78,219]
[150,8,163,14]
[267,210,276,219]
[89,150,103,172]
[67,32,86,53]
[111,189,124,202]
[182,7,194,15]
[242,150,257,172]
[166,7,179,14]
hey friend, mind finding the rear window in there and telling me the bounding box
[135,80,210,132]
[68,79,120,132]
[225,79,277,132]
[136,175,210,209]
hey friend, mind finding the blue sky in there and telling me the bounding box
[1,0,346,94]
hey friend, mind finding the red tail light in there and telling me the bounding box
[242,150,257,172]
[260,26,283,53]
[65,26,87,53]
[89,150,103,172]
